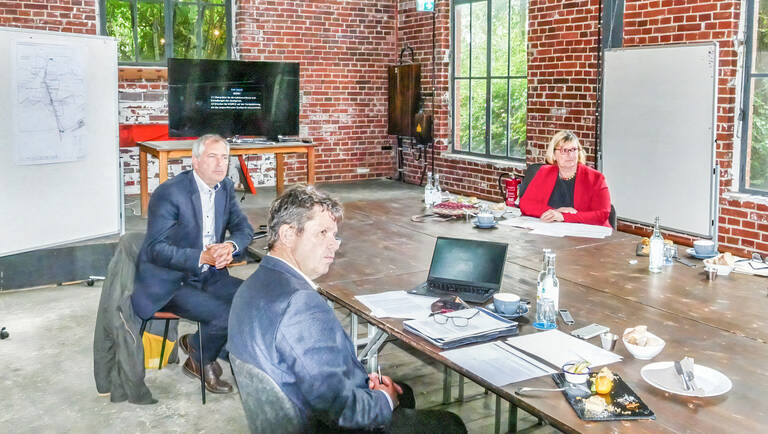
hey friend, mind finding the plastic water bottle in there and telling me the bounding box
[648,216,664,273]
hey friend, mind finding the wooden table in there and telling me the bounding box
[249,195,768,433]
[138,140,315,216]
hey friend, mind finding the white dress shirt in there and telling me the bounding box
[193,171,238,270]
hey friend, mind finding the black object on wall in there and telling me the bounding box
[602,0,625,50]
[387,63,421,137]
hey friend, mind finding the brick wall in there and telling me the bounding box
[398,0,766,256]
[0,0,97,34]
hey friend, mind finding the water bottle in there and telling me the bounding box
[424,172,435,206]
[648,216,664,273]
[537,251,559,311]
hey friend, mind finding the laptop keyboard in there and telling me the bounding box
[428,282,494,303]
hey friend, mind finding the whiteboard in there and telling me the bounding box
[0,28,121,257]
[601,43,717,236]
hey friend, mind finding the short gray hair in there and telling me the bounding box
[192,134,229,158]
[267,185,343,250]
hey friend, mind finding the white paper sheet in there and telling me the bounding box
[498,217,612,238]
[441,342,556,387]
[355,291,438,319]
[506,329,622,368]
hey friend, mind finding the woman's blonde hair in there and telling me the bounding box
[544,130,587,165]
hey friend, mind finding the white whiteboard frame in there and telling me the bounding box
[600,43,718,238]
[0,28,122,257]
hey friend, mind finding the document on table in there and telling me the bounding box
[404,308,511,341]
[441,342,556,387]
[355,291,438,319]
[506,329,622,368]
[498,216,612,238]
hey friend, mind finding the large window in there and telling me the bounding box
[101,0,230,65]
[742,0,768,194]
[452,0,527,159]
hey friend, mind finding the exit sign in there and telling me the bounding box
[417,0,435,12]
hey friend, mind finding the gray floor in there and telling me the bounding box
[0,179,556,433]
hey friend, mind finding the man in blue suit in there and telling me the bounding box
[132,134,253,394]
[228,186,465,432]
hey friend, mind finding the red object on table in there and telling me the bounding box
[119,124,196,147]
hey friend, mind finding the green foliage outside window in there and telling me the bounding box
[454,0,527,159]
[748,3,768,192]
[102,0,228,64]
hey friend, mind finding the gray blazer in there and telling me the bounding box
[228,256,392,431]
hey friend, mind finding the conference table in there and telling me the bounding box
[247,196,768,433]
[137,140,315,216]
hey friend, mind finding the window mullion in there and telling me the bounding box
[196,1,204,58]
[165,0,174,60]
[485,0,492,157]
[506,0,511,157]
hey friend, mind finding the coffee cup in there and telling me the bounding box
[476,213,495,227]
[693,239,715,256]
[493,293,520,315]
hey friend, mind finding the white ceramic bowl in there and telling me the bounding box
[703,259,733,276]
[622,328,666,360]
[562,361,590,384]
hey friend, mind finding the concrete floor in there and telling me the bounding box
[0,179,555,433]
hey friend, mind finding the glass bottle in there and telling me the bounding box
[648,216,664,273]
[424,172,435,207]
[433,173,443,204]
[537,251,560,310]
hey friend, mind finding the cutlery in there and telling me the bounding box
[675,257,697,268]
[515,387,565,394]
[674,361,691,391]
[684,369,698,392]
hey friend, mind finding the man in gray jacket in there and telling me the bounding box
[228,186,465,432]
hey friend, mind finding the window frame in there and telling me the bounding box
[99,0,232,66]
[450,0,528,161]
[740,0,768,196]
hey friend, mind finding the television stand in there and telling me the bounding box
[137,139,316,216]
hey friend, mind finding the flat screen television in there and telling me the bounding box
[168,58,300,139]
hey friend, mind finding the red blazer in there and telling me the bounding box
[519,163,612,227]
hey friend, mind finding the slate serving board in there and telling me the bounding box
[552,373,655,421]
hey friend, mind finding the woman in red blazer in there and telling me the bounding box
[519,131,612,227]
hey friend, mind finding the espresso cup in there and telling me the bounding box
[693,239,715,256]
[476,213,495,227]
[493,293,520,315]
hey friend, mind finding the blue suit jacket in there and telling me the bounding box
[228,256,392,430]
[132,170,253,320]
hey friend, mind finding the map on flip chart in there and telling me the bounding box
[13,41,87,165]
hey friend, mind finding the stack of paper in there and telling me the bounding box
[404,308,518,349]
[498,216,613,238]
[442,342,556,387]
[506,329,622,368]
[355,291,438,320]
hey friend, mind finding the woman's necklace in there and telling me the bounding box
[559,170,576,181]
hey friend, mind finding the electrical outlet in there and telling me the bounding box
[356,167,370,174]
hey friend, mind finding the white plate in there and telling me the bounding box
[640,361,732,397]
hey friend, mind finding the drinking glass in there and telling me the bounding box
[534,298,557,330]
[664,243,676,266]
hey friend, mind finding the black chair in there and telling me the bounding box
[230,354,302,433]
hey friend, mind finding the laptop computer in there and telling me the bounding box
[408,236,508,303]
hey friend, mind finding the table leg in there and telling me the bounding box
[495,395,502,434]
[508,401,518,433]
[458,374,465,401]
[276,153,285,196]
[158,152,168,183]
[442,366,452,404]
[140,148,148,217]
[307,146,315,185]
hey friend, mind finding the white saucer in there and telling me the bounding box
[485,303,529,319]
[640,361,732,397]
[686,248,718,259]
[472,218,497,229]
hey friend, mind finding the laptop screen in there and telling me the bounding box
[427,237,508,288]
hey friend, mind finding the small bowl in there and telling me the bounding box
[622,328,666,360]
[562,361,590,384]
